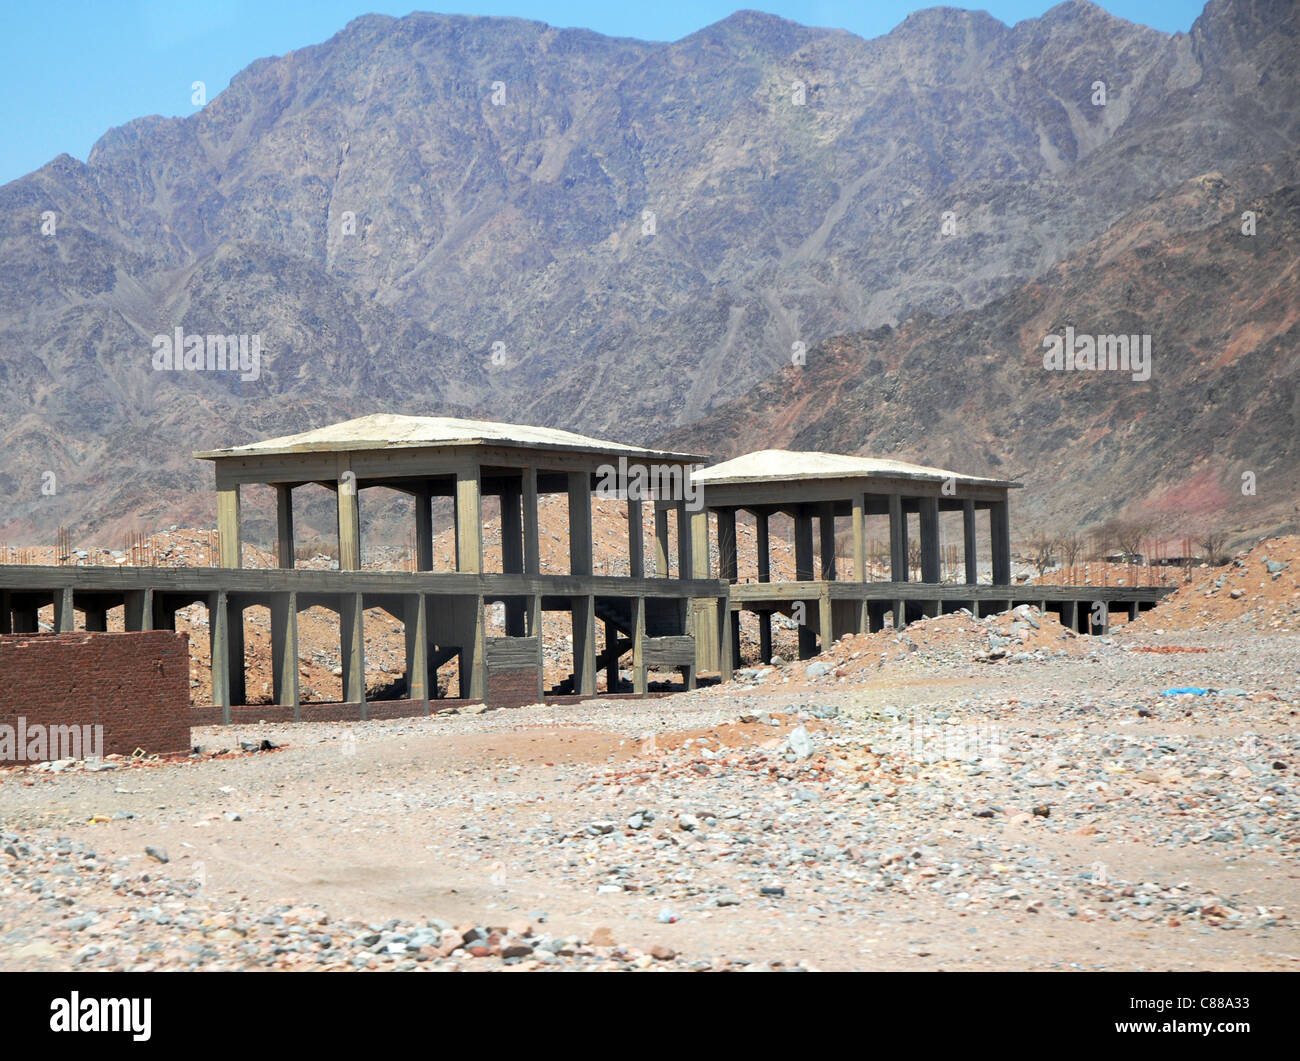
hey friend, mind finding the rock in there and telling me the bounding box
[806,661,832,678]
[760,886,786,897]
[588,820,616,835]
[657,908,678,924]
[716,894,741,907]
[678,814,699,832]
[589,926,616,947]
[1032,805,1051,818]
[788,726,814,759]
[649,944,676,961]
[145,846,169,864]
[1264,559,1288,575]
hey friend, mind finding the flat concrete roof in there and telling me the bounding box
[195,413,706,464]
[691,450,1021,489]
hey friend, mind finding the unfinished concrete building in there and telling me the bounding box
[688,450,1167,666]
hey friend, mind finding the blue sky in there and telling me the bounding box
[0,0,1207,186]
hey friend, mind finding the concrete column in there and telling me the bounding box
[797,600,818,660]
[920,496,941,584]
[794,506,815,581]
[531,594,545,702]
[217,480,241,569]
[1128,600,1140,622]
[523,466,540,575]
[572,594,596,696]
[819,501,837,581]
[152,594,175,631]
[819,590,833,653]
[276,484,295,569]
[568,472,593,576]
[404,593,429,708]
[54,587,75,631]
[227,598,246,708]
[340,592,366,711]
[632,596,647,694]
[271,592,300,718]
[209,591,231,724]
[83,602,108,632]
[675,501,691,579]
[889,494,908,582]
[758,611,773,664]
[463,595,487,700]
[628,497,644,578]
[755,509,771,583]
[853,494,866,581]
[0,591,12,635]
[893,597,906,630]
[414,486,433,572]
[991,500,1011,586]
[455,463,483,574]
[604,619,619,693]
[717,508,737,582]
[963,499,978,585]
[728,609,741,673]
[336,463,360,572]
[690,508,710,580]
[654,504,671,577]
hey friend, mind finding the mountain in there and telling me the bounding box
[662,157,1300,543]
[0,0,1296,541]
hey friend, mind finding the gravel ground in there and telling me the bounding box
[2,624,1296,972]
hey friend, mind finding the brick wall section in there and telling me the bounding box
[487,667,542,709]
[0,632,190,761]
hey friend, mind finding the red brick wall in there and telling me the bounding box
[487,667,542,709]
[0,632,191,762]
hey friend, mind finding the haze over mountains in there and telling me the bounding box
[0,0,1296,543]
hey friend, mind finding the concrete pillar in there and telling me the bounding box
[963,499,978,585]
[83,602,108,632]
[271,592,300,718]
[0,591,12,634]
[572,594,596,696]
[853,494,866,581]
[717,508,737,582]
[819,590,833,653]
[209,591,231,724]
[227,598,246,708]
[632,596,647,694]
[1062,599,1078,632]
[755,509,771,583]
[676,501,691,579]
[54,587,75,632]
[404,593,428,708]
[628,497,644,578]
[794,506,815,581]
[604,619,619,693]
[1128,600,1140,623]
[690,508,710,581]
[568,472,592,576]
[919,496,940,584]
[336,464,360,572]
[463,595,487,700]
[340,592,366,711]
[455,464,483,574]
[11,598,37,633]
[893,597,906,630]
[523,467,540,576]
[991,499,1011,586]
[758,611,773,664]
[414,486,433,572]
[654,504,671,577]
[531,594,545,702]
[889,494,908,582]
[217,480,241,569]
[797,600,818,660]
[276,484,295,569]
[819,501,837,581]
[728,610,741,672]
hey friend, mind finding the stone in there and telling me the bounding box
[649,944,676,961]
[788,726,814,759]
[145,846,169,864]
[590,926,616,947]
